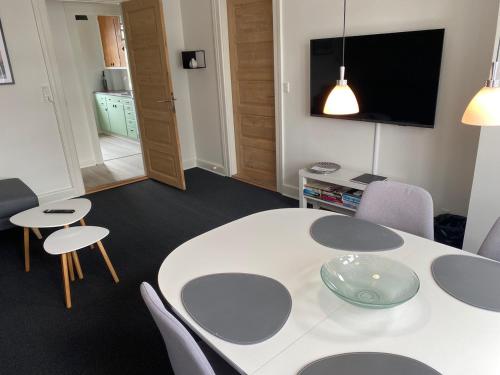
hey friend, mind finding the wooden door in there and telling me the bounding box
[113,17,127,67]
[122,0,185,190]
[227,0,276,191]
[98,16,121,68]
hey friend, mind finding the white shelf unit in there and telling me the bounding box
[299,168,367,214]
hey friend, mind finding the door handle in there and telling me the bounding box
[156,98,177,103]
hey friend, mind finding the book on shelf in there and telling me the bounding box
[304,180,336,192]
[304,181,364,209]
[303,188,320,198]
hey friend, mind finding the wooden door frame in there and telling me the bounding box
[211,0,284,194]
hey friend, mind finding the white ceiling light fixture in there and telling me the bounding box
[462,38,500,126]
[323,0,360,116]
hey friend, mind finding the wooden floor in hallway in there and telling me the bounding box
[81,134,145,191]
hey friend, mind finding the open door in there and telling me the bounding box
[122,0,185,190]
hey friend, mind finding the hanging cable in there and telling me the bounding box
[342,0,346,66]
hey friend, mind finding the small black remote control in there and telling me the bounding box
[43,209,76,214]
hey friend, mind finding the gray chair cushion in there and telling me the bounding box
[140,282,217,375]
[0,178,38,230]
[355,181,434,240]
[479,217,500,262]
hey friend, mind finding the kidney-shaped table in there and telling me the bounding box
[158,208,500,374]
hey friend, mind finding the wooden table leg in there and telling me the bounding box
[61,254,72,309]
[71,252,84,280]
[23,227,30,272]
[31,228,43,240]
[67,252,75,282]
[79,219,95,249]
[96,241,119,283]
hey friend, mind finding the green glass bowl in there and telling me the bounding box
[321,254,420,309]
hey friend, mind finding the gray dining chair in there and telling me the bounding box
[140,282,236,375]
[355,180,434,240]
[478,217,500,262]
[0,178,38,231]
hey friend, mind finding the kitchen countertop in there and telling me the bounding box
[94,90,134,98]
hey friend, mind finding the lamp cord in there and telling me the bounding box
[496,37,500,62]
[342,0,346,66]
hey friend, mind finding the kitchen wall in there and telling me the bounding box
[0,0,75,201]
[179,0,500,216]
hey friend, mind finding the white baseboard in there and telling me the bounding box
[281,183,299,200]
[196,159,228,176]
[38,186,80,205]
[183,158,197,170]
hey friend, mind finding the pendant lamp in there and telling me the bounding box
[323,0,359,115]
[462,38,500,126]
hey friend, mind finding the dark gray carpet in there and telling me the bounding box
[0,168,297,375]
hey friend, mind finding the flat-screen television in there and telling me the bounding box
[310,29,445,128]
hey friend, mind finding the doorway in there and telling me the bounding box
[61,6,146,193]
[46,0,185,194]
[226,0,277,191]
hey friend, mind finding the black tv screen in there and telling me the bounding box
[310,29,445,128]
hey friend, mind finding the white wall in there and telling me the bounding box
[180,0,226,173]
[179,0,500,215]
[161,0,197,168]
[0,0,75,200]
[281,0,500,216]
[463,10,500,253]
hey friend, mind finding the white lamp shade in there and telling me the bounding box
[462,86,500,126]
[323,84,360,115]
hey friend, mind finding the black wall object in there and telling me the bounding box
[0,18,14,85]
[75,15,88,21]
[310,29,445,128]
[182,50,206,69]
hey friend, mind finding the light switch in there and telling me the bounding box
[283,82,290,93]
[41,86,54,103]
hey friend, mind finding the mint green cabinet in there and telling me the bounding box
[95,96,111,133]
[108,102,128,137]
[94,93,139,140]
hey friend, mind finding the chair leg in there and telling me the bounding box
[23,227,30,272]
[96,241,119,283]
[80,219,95,249]
[31,228,43,240]
[67,252,75,282]
[71,252,84,280]
[61,254,72,309]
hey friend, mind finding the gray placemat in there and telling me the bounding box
[181,273,292,345]
[299,353,441,375]
[432,255,500,312]
[310,216,404,251]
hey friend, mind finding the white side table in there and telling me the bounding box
[299,168,367,214]
[44,226,119,309]
[10,198,92,272]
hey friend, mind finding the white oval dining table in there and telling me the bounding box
[158,208,500,375]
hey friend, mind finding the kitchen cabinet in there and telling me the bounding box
[97,16,127,68]
[95,95,111,133]
[107,102,128,137]
[94,93,139,141]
